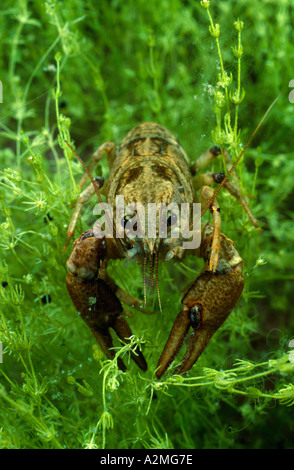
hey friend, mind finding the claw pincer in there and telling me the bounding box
[66,231,147,372]
[156,225,244,379]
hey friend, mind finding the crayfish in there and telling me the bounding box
[64,121,259,379]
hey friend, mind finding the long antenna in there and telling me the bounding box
[65,141,114,240]
[65,141,104,203]
[190,95,280,230]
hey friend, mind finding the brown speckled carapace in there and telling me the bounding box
[108,122,193,207]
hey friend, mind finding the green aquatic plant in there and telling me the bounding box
[0,0,294,449]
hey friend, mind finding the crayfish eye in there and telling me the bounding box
[121,215,138,232]
[167,212,178,227]
[121,216,130,228]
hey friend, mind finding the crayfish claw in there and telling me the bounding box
[155,309,191,379]
[111,316,147,371]
[66,274,147,372]
[156,267,244,379]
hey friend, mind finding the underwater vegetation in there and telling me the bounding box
[0,0,294,449]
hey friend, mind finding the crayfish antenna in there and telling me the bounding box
[143,254,147,308]
[190,95,280,231]
[155,250,162,313]
[65,141,105,206]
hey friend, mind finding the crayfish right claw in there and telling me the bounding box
[155,266,244,379]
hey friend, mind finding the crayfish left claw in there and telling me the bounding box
[156,266,244,379]
[66,274,147,372]
[66,231,147,372]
